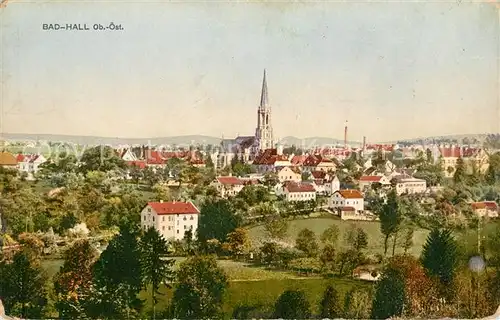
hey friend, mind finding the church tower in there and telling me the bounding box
[255,69,274,151]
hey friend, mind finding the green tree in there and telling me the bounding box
[225,228,252,258]
[140,227,175,320]
[172,255,228,319]
[88,223,143,319]
[343,288,372,319]
[402,227,414,254]
[453,157,466,184]
[421,228,458,299]
[264,217,289,240]
[345,226,368,252]
[371,267,406,320]
[0,249,48,319]
[273,289,311,319]
[295,228,319,257]
[152,183,172,202]
[53,240,98,319]
[319,244,337,273]
[78,145,126,174]
[378,190,403,256]
[197,200,241,249]
[320,224,340,247]
[319,284,341,318]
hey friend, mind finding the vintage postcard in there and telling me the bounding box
[0,1,499,319]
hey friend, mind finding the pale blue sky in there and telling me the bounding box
[1,1,498,142]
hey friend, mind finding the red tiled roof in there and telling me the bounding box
[359,176,383,182]
[127,160,147,169]
[311,171,326,179]
[336,189,363,199]
[472,201,498,210]
[16,154,25,162]
[290,155,307,165]
[253,149,288,165]
[148,201,199,215]
[284,182,316,193]
[217,176,243,185]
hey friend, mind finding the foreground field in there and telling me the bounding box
[139,277,373,317]
[247,217,430,256]
[41,258,302,281]
[42,257,372,317]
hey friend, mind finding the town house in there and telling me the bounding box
[393,175,427,195]
[276,181,316,202]
[212,175,245,198]
[329,189,364,214]
[140,201,200,241]
[471,201,498,218]
[277,166,302,183]
[358,175,390,191]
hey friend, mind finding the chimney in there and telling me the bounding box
[362,136,366,151]
[344,121,348,149]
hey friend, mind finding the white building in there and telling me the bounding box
[277,166,302,183]
[278,182,316,202]
[310,171,340,195]
[471,202,498,218]
[329,189,364,214]
[211,176,245,198]
[358,175,390,191]
[140,201,200,241]
[393,175,427,195]
[17,154,47,179]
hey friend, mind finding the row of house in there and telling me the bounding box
[0,152,47,179]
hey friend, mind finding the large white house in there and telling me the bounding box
[393,175,427,195]
[276,181,316,202]
[329,189,364,214]
[141,201,200,241]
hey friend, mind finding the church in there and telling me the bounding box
[216,69,276,168]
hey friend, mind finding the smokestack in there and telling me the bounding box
[344,120,348,149]
[363,136,366,152]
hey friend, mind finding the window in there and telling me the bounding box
[148,208,151,212]
[177,221,179,225]
[183,217,187,221]
[177,230,179,234]
[184,225,187,230]
[190,216,194,220]
[168,226,171,230]
[162,226,165,231]
[162,217,165,222]
[152,217,155,222]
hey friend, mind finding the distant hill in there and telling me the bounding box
[1,133,356,147]
[1,132,494,147]
[0,133,223,147]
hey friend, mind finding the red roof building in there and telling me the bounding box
[147,201,200,215]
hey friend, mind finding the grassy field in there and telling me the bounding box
[139,276,373,317]
[247,217,430,256]
[43,257,372,317]
[41,258,302,281]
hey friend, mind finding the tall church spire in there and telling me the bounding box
[260,69,269,108]
[254,69,274,152]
